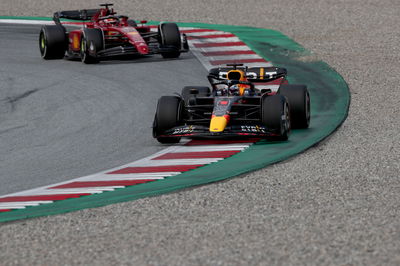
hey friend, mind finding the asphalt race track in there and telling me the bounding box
[1,0,400,265]
[0,23,208,196]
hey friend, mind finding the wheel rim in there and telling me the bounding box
[40,35,45,49]
[81,37,86,61]
[282,101,291,135]
[39,32,46,56]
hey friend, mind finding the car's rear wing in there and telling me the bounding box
[208,66,287,82]
[53,9,100,24]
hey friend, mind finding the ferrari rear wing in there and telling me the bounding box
[53,9,100,24]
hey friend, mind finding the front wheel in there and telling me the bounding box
[80,28,104,64]
[158,23,181,58]
[261,95,291,140]
[153,96,182,144]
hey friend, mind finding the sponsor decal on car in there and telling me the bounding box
[172,126,195,135]
[240,125,267,133]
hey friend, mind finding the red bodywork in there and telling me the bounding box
[51,4,188,61]
[68,25,151,55]
[61,6,156,57]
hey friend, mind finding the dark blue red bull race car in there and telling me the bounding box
[153,64,311,143]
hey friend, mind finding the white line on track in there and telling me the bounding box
[0,202,53,208]
[0,19,53,25]
[173,145,250,152]
[188,37,241,43]
[185,31,228,36]
[129,158,222,166]
[78,175,167,182]
[79,174,167,180]
[203,54,264,61]
[195,46,252,52]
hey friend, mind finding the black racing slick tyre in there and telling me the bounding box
[181,86,211,105]
[279,84,310,129]
[159,23,181,58]
[80,28,104,64]
[261,95,291,140]
[39,25,67,59]
[153,96,182,144]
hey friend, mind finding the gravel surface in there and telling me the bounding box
[1,0,400,265]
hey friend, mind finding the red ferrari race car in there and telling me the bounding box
[153,64,311,143]
[39,3,188,63]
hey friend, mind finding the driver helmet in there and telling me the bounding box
[227,69,249,96]
[227,70,244,81]
[229,84,240,96]
[104,17,118,25]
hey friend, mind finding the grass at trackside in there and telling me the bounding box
[0,17,349,222]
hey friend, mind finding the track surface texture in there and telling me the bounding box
[1,0,399,265]
[0,24,207,196]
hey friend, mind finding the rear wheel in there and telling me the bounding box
[81,28,104,64]
[261,95,291,140]
[153,96,182,144]
[159,23,181,58]
[279,84,310,128]
[39,25,67,59]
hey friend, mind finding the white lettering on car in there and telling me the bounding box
[241,125,266,133]
[172,126,194,135]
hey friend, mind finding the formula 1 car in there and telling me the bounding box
[39,3,188,63]
[153,64,310,143]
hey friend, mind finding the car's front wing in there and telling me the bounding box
[156,124,282,139]
[96,44,188,58]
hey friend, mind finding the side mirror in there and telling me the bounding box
[140,20,148,24]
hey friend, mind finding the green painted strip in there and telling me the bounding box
[0,18,349,223]
[0,16,52,20]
